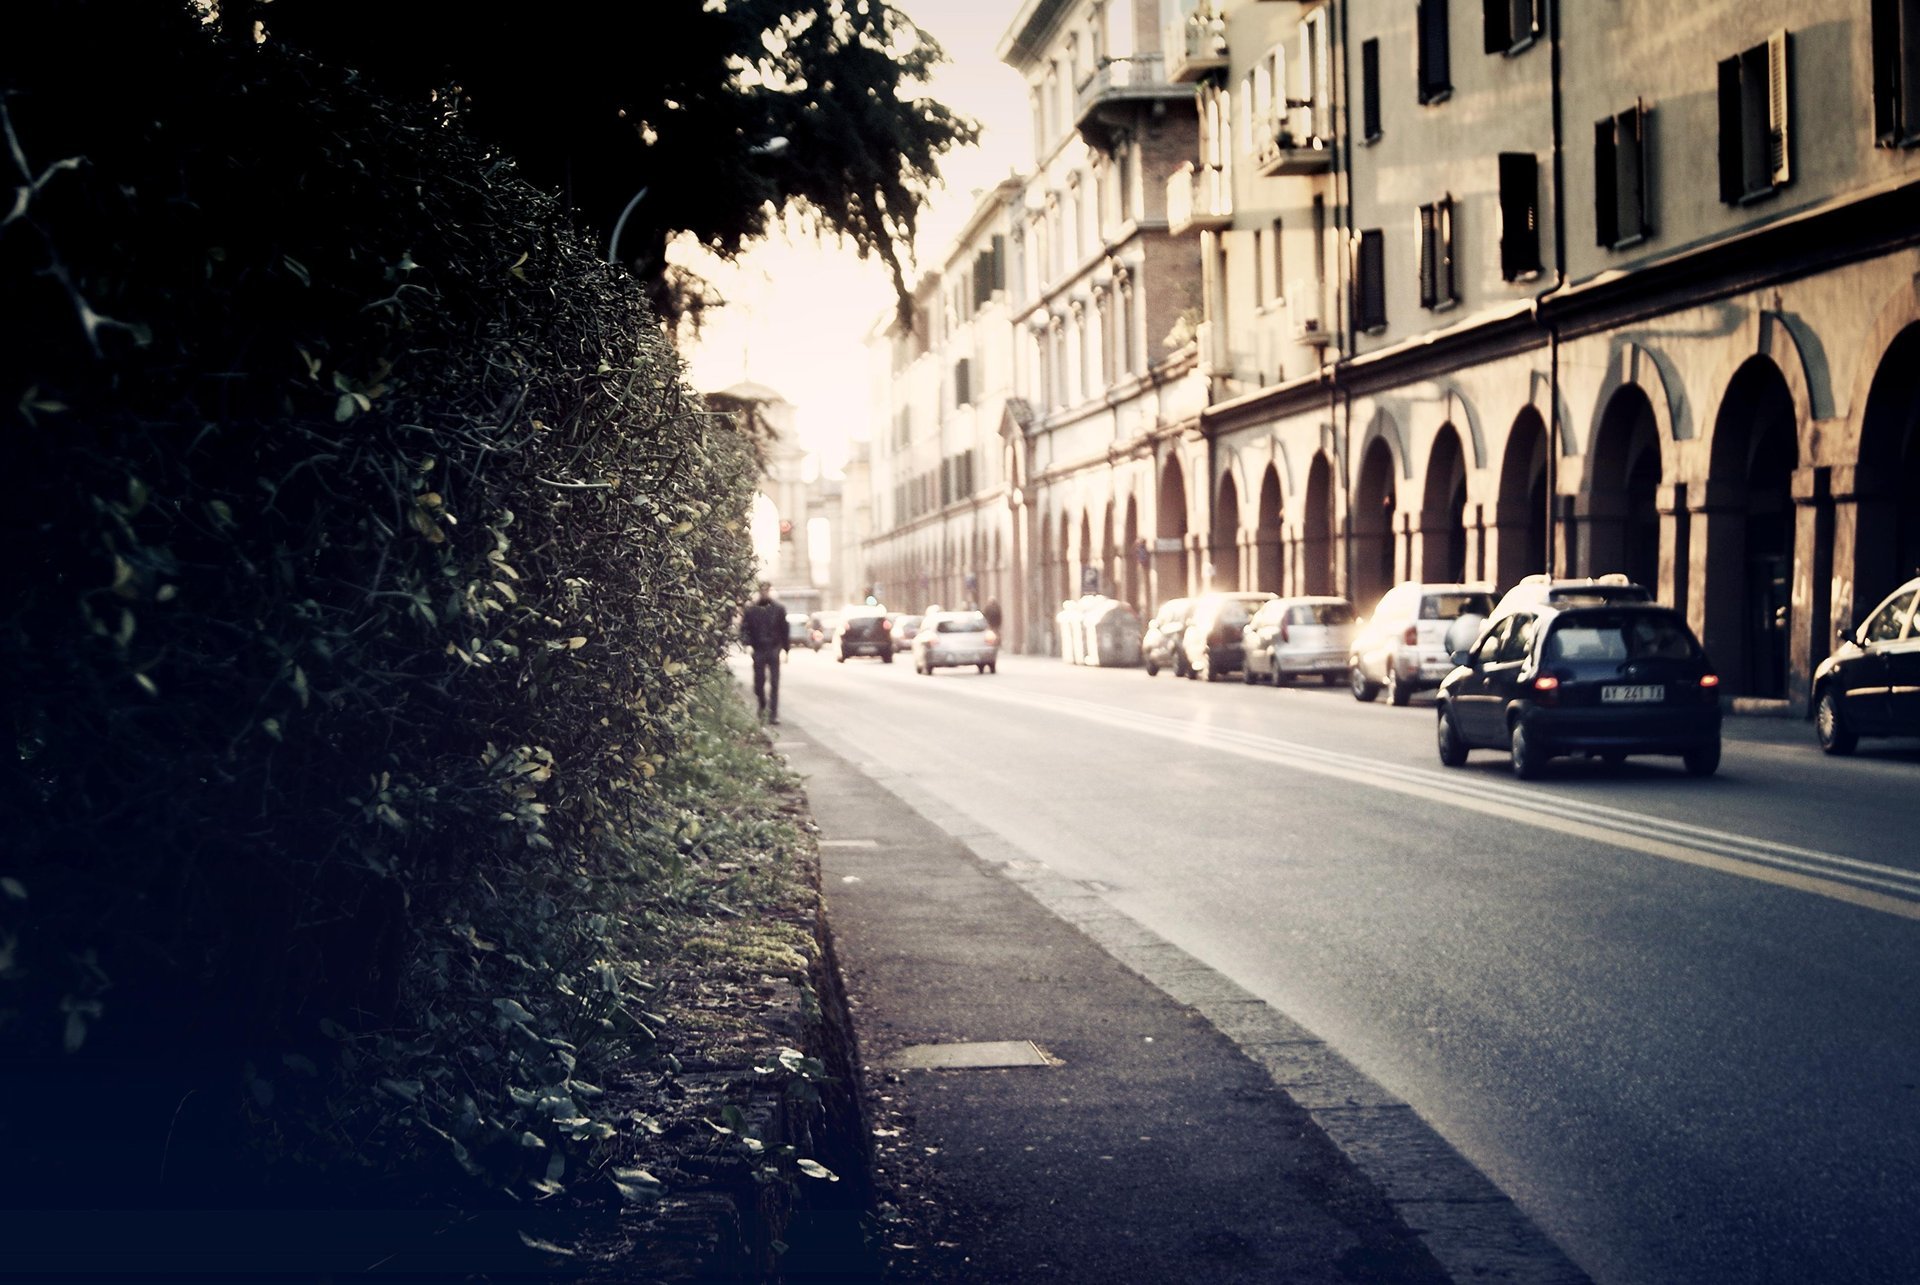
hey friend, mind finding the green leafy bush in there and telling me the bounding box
[0,2,758,1203]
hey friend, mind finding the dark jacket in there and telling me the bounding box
[741,598,788,651]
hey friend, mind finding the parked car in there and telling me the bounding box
[913,609,999,674]
[1242,597,1357,685]
[1141,598,1194,677]
[836,607,893,663]
[889,613,923,653]
[1435,601,1722,778]
[1349,582,1496,705]
[786,612,821,651]
[1812,575,1920,754]
[1180,592,1276,682]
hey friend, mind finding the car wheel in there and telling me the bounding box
[882,651,893,664]
[1273,660,1293,687]
[1243,660,1259,685]
[837,653,846,664]
[1683,741,1721,777]
[1387,666,1411,707]
[1600,752,1627,769]
[988,661,997,674]
[1144,659,1159,677]
[1437,706,1469,767]
[976,663,986,673]
[1350,663,1380,703]
[1815,687,1857,755]
[1509,716,1546,780]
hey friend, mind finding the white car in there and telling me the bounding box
[1242,596,1357,685]
[1349,582,1496,706]
[912,610,999,675]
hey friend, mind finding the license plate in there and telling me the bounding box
[1602,684,1664,704]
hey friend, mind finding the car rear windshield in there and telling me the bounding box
[1420,592,1493,620]
[1544,612,1699,664]
[936,614,989,634]
[1289,603,1354,626]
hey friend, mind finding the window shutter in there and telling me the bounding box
[1902,0,1920,144]
[1593,118,1619,247]
[1767,30,1792,187]
[1355,229,1387,333]
[992,234,1008,289]
[1513,0,1538,45]
[1619,103,1647,242]
[1418,0,1452,103]
[1418,204,1439,308]
[1718,56,1744,203]
[1362,39,1382,140]
[1499,152,1541,279]
[1439,197,1456,305]
[1875,0,1901,144]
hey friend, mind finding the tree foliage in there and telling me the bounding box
[256,0,979,328]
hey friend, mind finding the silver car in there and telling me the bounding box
[1349,582,1496,705]
[912,610,999,674]
[1242,597,1356,685]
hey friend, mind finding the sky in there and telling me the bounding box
[678,0,1032,478]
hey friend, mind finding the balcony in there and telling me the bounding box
[1073,55,1188,151]
[1166,162,1232,235]
[1166,12,1230,84]
[1252,108,1333,177]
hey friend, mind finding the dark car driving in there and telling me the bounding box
[836,607,893,663]
[1812,575,1920,753]
[1435,602,1722,778]
[1180,592,1276,683]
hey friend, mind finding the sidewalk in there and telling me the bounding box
[779,721,1590,1284]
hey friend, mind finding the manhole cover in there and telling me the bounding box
[890,1040,1054,1070]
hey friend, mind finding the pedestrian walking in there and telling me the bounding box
[740,581,790,724]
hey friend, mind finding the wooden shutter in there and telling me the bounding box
[1767,30,1791,187]
[1362,39,1382,141]
[1875,0,1901,144]
[1499,152,1541,279]
[1419,204,1440,308]
[1436,197,1456,306]
[1355,229,1387,332]
[1619,103,1647,242]
[1484,0,1510,55]
[1718,55,1745,203]
[1593,118,1619,247]
[1418,0,1452,103]
[1903,0,1920,144]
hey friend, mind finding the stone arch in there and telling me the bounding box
[1254,462,1285,594]
[1212,471,1242,590]
[1301,451,1337,596]
[1495,406,1550,589]
[1156,451,1190,603]
[1581,341,1680,460]
[1355,406,1411,482]
[1352,437,1399,610]
[1582,384,1664,591]
[1700,356,1799,699]
[1430,380,1489,469]
[1420,424,1470,584]
[1851,322,1920,621]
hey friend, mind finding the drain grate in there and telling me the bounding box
[890,1040,1054,1070]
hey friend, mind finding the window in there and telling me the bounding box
[1498,152,1542,280]
[1864,588,1917,643]
[1417,0,1452,105]
[1496,613,1536,663]
[1594,101,1651,249]
[953,357,972,408]
[1718,32,1791,204]
[1361,38,1382,142]
[1418,197,1458,311]
[1873,0,1920,147]
[1266,218,1284,307]
[1353,229,1387,333]
[1483,0,1543,56]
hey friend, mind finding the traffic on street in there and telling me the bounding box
[770,636,1920,1285]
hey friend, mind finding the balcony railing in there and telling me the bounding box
[1166,13,1230,83]
[1072,55,1189,150]
[1251,108,1333,177]
[1166,162,1232,235]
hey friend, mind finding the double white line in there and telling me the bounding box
[963,684,1920,922]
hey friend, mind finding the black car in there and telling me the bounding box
[1435,603,1722,778]
[837,608,893,663]
[1812,575,1920,754]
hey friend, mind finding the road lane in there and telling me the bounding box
[771,649,1920,1285]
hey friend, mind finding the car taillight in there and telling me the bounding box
[1403,624,1419,647]
[1699,673,1720,688]
[984,631,999,647]
[1533,675,1560,692]
[881,619,892,632]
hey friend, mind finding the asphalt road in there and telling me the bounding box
[771,644,1920,1285]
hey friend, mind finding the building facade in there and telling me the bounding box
[862,0,1920,713]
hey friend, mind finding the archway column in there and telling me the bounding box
[1686,478,1747,690]
[1570,492,1628,577]
[1829,463,1896,652]
[1789,466,1834,714]
[1487,500,1536,587]
[1658,483,1691,621]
